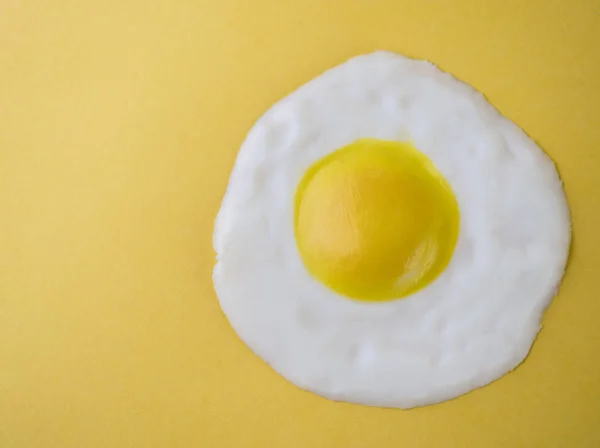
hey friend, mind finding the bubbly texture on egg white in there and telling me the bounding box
[213,51,571,408]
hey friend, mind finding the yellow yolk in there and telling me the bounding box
[294,139,459,301]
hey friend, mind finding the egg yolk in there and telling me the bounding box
[294,139,459,301]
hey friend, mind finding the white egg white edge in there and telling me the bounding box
[212,51,572,409]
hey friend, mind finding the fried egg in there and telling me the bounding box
[213,51,571,408]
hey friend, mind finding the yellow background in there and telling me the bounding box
[1,1,599,446]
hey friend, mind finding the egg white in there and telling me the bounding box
[213,51,571,408]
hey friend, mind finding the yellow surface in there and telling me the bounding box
[295,139,459,301]
[0,0,599,446]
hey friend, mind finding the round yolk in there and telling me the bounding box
[294,139,459,301]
